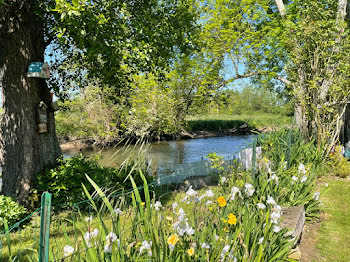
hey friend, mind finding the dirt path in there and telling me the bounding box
[299,217,323,262]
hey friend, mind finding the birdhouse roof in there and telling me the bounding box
[28,62,48,73]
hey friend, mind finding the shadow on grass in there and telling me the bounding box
[187,119,247,132]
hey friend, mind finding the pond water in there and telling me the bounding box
[63,135,256,174]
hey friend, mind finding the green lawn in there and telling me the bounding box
[186,114,294,131]
[314,178,350,262]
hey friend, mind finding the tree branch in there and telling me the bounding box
[215,72,291,89]
[275,0,286,17]
[338,0,347,21]
[215,72,261,89]
[276,76,291,85]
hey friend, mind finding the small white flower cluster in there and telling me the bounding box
[114,208,123,216]
[182,186,198,204]
[230,187,241,201]
[291,163,309,184]
[257,203,266,210]
[281,161,288,170]
[84,228,99,247]
[201,242,210,249]
[244,183,255,197]
[204,189,215,205]
[85,216,93,223]
[220,245,236,261]
[63,245,74,257]
[172,207,195,236]
[221,176,227,184]
[151,201,163,211]
[172,202,178,212]
[104,232,120,253]
[298,163,308,175]
[257,196,282,233]
[268,173,279,185]
[140,240,152,256]
[198,188,214,201]
[258,236,264,244]
[182,187,215,205]
[291,174,308,184]
[270,205,282,224]
[268,196,282,232]
[313,192,320,201]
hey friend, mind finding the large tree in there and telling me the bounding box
[0,1,61,202]
[203,0,350,153]
[0,0,198,201]
[273,0,350,153]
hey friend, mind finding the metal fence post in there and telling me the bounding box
[287,129,292,168]
[39,192,52,262]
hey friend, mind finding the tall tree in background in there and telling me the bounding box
[0,0,198,201]
[204,0,350,153]
[273,0,350,153]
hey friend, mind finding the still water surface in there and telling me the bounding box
[63,135,256,172]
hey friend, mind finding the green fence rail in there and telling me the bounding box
[0,139,267,262]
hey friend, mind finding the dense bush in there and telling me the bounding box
[328,146,350,178]
[32,154,151,207]
[0,195,27,231]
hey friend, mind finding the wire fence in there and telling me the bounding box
[0,140,262,262]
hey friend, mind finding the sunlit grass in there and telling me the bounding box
[315,178,350,262]
[186,114,294,131]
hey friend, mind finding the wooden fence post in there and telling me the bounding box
[39,192,52,262]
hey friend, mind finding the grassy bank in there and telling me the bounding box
[312,178,350,261]
[186,114,294,131]
[56,113,294,142]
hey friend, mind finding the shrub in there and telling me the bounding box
[32,154,151,207]
[0,195,27,231]
[328,146,350,178]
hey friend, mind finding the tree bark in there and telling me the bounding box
[0,1,61,202]
[274,0,286,17]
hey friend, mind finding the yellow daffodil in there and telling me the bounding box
[217,196,227,207]
[168,234,179,246]
[227,213,237,225]
[187,247,195,256]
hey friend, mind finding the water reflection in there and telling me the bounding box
[63,135,256,173]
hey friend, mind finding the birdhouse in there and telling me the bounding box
[37,101,48,133]
[50,101,59,111]
[27,62,50,78]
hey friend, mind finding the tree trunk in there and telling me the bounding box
[343,103,350,149]
[0,1,61,202]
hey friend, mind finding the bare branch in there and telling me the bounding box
[276,76,291,85]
